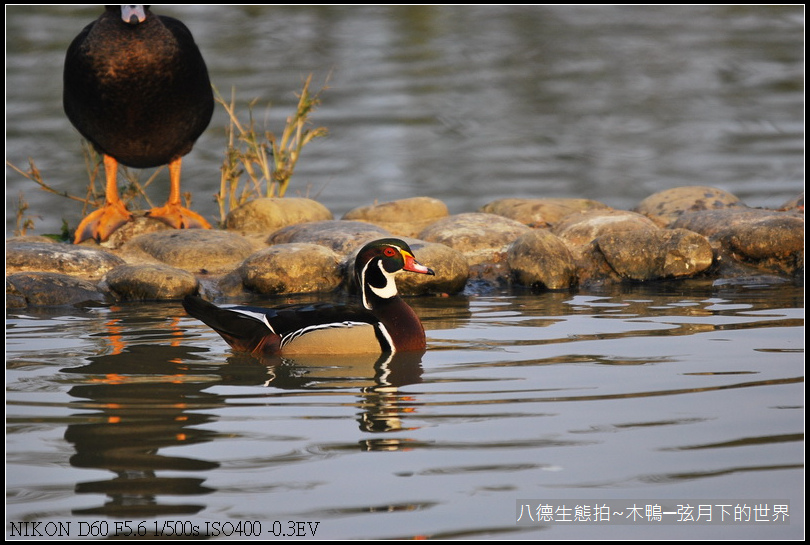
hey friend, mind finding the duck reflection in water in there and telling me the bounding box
[59,321,425,516]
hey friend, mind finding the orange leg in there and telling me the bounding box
[146,157,211,230]
[74,154,133,244]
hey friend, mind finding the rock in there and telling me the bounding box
[419,212,531,266]
[342,196,449,237]
[268,220,390,255]
[238,243,343,295]
[673,208,803,276]
[480,198,610,228]
[124,229,259,273]
[98,214,174,249]
[6,278,26,308]
[225,197,333,233]
[553,209,660,247]
[6,240,125,279]
[103,264,199,301]
[6,272,110,307]
[507,230,577,290]
[5,188,803,306]
[635,186,744,227]
[779,193,803,211]
[595,228,714,281]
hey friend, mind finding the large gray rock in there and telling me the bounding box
[672,208,803,276]
[6,240,125,279]
[507,230,578,290]
[268,220,391,256]
[419,212,531,266]
[6,272,110,307]
[238,243,343,295]
[635,186,744,227]
[225,197,333,233]
[103,264,199,301]
[595,228,714,281]
[480,198,610,228]
[553,209,660,247]
[343,196,449,237]
[124,229,259,273]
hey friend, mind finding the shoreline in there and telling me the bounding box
[6,187,804,308]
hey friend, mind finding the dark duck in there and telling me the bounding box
[183,238,435,356]
[64,5,214,243]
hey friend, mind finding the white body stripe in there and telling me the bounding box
[280,320,374,349]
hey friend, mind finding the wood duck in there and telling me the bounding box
[183,238,435,356]
[64,5,214,244]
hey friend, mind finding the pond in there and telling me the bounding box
[6,281,804,539]
[5,6,804,234]
[4,5,804,540]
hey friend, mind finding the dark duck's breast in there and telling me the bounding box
[64,5,214,243]
[183,238,436,357]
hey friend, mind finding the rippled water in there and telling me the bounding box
[5,5,804,235]
[4,5,805,540]
[6,281,804,539]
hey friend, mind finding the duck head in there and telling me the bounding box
[355,238,434,310]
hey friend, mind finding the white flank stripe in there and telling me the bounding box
[280,321,371,348]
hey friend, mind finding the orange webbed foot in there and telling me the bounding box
[74,201,133,244]
[146,203,212,230]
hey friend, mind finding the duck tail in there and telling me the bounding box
[182,295,280,355]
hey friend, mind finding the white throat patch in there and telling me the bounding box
[362,260,398,309]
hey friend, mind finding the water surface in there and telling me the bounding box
[6,282,804,539]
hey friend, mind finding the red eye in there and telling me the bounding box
[384,247,397,257]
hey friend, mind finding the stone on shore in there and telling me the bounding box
[123,229,260,273]
[595,228,714,281]
[7,272,110,307]
[225,197,333,233]
[6,240,125,279]
[480,198,610,228]
[419,213,531,266]
[268,220,391,255]
[237,243,343,295]
[507,230,577,290]
[342,196,449,237]
[102,264,199,301]
[672,208,804,276]
[553,209,660,247]
[5,189,804,307]
[635,186,745,227]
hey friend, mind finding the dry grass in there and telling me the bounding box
[215,74,328,224]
